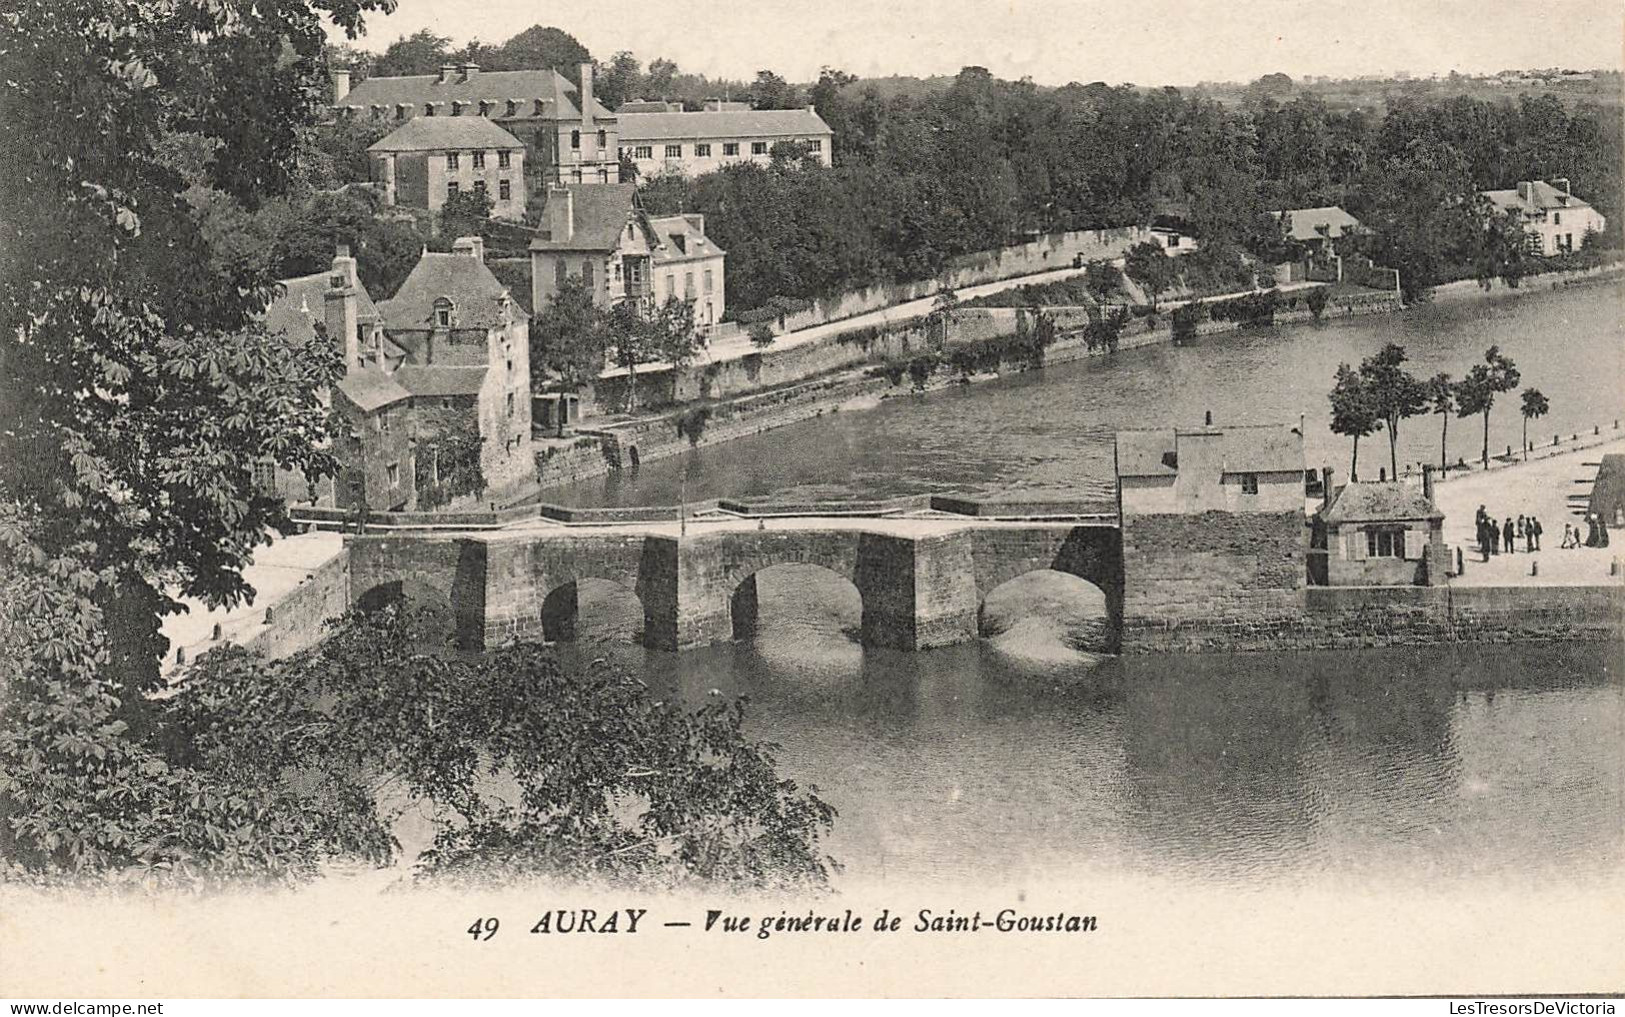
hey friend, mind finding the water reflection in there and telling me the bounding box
[551,571,1622,894]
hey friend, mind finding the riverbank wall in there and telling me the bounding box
[538,286,1404,492]
[1122,582,1625,653]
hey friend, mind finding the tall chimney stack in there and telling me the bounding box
[325,245,361,371]
[578,62,595,125]
[1422,464,1435,502]
[438,63,457,85]
[331,67,351,103]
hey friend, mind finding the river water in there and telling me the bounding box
[548,284,1624,894]
[552,282,1625,508]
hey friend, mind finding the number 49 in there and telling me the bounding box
[468,917,499,941]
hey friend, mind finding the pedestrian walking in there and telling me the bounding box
[1530,516,1542,551]
[1503,517,1516,554]
[1561,523,1577,549]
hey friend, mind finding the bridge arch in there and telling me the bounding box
[970,525,1123,654]
[540,578,645,644]
[979,569,1115,654]
[729,562,865,643]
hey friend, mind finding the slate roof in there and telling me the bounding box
[1271,206,1363,243]
[369,116,526,153]
[335,368,410,413]
[617,108,832,142]
[263,270,381,343]
[340,68,614,121]
[648,213,725,263]
[393,365,490,397]
[378,252,516,330]
[528,184,640,252]
[1322,482,1443,524]
[1116,429,1177,477]
[1482,180,1596,214]
[1116,424,1303,478]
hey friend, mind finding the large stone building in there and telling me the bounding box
[615,102,833,181]
[258,239,533,512]
[1481,178,1607,256]
[528,184,727,332]
[334,62,619,188]
[368,116,528,218]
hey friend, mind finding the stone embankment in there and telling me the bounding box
[536,285,1404,491]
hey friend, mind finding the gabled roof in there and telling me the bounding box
[340,68,614,121]
[1271,206,1362,243]
[369,116,526,153]
[1482,180,1596,214]
[335,368,410,414]
[379,251,516,331]
[528,184,640,252]
[648,213,725,263]
[263,270,381,344]
[1322,482,1443,524]
[617,107,832,142]
[393,365,490,397]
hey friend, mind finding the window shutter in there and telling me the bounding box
[1342,530,1358,561]
[1404,529,1425,561]
[1351,530,1367,561]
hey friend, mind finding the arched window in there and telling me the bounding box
[433,297,453,328]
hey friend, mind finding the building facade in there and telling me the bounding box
[1481,179,1608,256]
[258,239,533,512]
[1317,478,1447,586]
[368,116,529,219]
[615,103,833,181]
[1116,422,1307,515]
[335,62,619,189]
[528,184,727,332]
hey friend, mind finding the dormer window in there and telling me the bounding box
[506,100,518,117]
[434,298,453,328]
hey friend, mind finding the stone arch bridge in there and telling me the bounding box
[338,501,1124,653]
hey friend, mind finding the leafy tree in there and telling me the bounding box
[374,29,452,78]
[1359,343,1428,480]
[748,323,776,348]
[1305,286,1330,320]
[595,51,644,111]
[1476,204,1533,290]
[1455,345,1521,467]
[1123,242,1177,309]
[0,0,389,881]
[1519,388,1550,461]
[1427,372,1456,470]
[532,277,607,392]
[1083,259,1124,305]
[750,70,801,110]
[167,606,838,889]
[498,26,591,82]
[1329,364,1381,481]
[605,301,651,412]
[649,295,701,370]
[440,189,494,237]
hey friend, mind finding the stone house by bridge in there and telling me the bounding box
[260,238,532,513]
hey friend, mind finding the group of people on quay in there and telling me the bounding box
[1474,507,1544,561]
[1560,513,1613,550]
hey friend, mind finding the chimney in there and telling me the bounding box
[1552,177,1571,197]
[545,184,575,242]
[1517,181,1532,202]
[452,235,485,261]
[325,246,361,371]
[1322,467,1334,511]
[460,63,479,82]
[331,67,351,103]
[438,63,457,84]
[1422,464,1435,502]
[578,62,595,124]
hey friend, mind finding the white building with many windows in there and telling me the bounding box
[1481,178,1607,256]
[616,103,833,180]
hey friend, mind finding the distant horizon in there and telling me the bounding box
[327,0,1625,89]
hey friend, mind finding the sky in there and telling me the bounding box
[330,0,1625,87]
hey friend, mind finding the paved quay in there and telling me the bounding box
[1433,435,1625,587]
